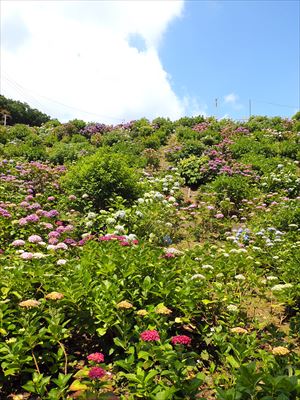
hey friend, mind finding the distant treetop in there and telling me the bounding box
[0,95,51,126]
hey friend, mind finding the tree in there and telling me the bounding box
[0,95,51,126]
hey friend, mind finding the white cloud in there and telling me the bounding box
[0,0,205,123]
[224,92,244,110]
[224,93,238,104]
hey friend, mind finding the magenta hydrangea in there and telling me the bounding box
[87,352,105,363]
[88,366,106,379]
[171,335,191,345]
[140,330,160,342]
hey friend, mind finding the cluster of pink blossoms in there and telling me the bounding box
[28,235,42,244]
[171,335,192,345]
[87,352,106,380]
[140,330,191,346]
[99,234,138,247]
[87,352,105,363]
[140,330,160,342]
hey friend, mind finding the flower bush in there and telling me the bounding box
[0,115,299,399]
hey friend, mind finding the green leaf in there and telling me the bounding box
[113,337,126,349]
[226,355,240,369]
[138,351,150,360]
[69,380,88,391]
[144,369,158,384]
[96,327,107,337]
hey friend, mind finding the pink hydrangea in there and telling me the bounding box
[140,330,160,342]
[48,231,60,238]
[215,213,224,219]
[26,214,40,223]
[171,335,191,345]
[55,242,68,250]
[28,235,42,243]
[20,252,34,260]
[87,352,105,363]
[12,239,25,247]
[48,238,59,245]
[88,366,106,379]
[42,223,53,230]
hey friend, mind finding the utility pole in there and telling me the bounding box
[215,98,218,119]
[249,99,252,119]
[3,113,8,126]
[0,109,11,126]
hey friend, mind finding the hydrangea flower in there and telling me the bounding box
[28,235,42,243]
[230,327,248,334]
[20,252,34,260]
[45,292,64,300]
[12,240,25,247]
[155,304,172,315]
[140,330,160,342]
[87,352,105,363]
[271,346,290,356]
[19,299,40,308]
[117,301,133,309]
[88,366,106,379]
[171,335,191,345]
[227,304,238,313]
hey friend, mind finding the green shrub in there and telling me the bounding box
[68,119,86,130]
[0,141,47,161]
[175,115,205,127]
[176,126,198,142]
[101,130,126,146]
[47,142,95,164]
[60,149,142,210]
[0,126,11,144]
[131,118,153,137]
[8,124,35,140]
[142,134,161,150]
[178,155,208,186]
[201,135,218,146]
[208,174,257,205]
[231,136,277,159]
[278,140,299,159]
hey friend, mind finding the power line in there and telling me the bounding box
[3,76,49,113]
[251,99,297,109]
[1,72,125,122]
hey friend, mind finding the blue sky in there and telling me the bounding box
[1,0,299,123]
[160,0,299,119]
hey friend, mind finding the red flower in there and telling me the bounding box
[140,330,160,342]
[171,335,191,345]
[120,241,130,246]
[163,252,175,258]
[87,352,105,363]
[88,366,106,379]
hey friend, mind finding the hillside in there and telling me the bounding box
[0,114,299,399]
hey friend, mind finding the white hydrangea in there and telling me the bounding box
[235,274,246,281]
[191,274,206,280]
[227,304,239,312]
[106,217,116,225]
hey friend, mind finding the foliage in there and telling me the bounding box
[0,114,299,399]
[60,148,142,210]
[0,95,50,126]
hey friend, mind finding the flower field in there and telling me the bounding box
[0,115,299,399]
